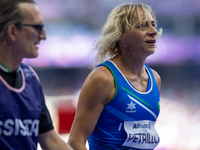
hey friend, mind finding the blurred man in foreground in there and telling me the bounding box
[0,0,72,149]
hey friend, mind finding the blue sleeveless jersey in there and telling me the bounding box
[0,64,43,150]
[88,60,160,150]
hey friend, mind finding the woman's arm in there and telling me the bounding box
[68,66,115,150]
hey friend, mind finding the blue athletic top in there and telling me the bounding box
[0,64,48,150]
[88,60,160,150]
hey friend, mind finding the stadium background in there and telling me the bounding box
[24,0,200,149]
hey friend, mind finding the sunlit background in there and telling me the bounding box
[26,0,200,150]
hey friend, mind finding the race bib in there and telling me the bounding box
[122,120,160,149]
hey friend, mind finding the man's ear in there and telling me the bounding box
[7,24,18,42]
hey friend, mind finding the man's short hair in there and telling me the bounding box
[0,0,36,43]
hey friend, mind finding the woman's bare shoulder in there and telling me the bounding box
[88,66,114,84]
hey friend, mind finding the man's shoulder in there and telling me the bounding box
[20,63,40,81]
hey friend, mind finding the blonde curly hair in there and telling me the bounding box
[94,3,162,63]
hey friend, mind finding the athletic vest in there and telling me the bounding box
[0,64,43,150]
[88,60,160,150]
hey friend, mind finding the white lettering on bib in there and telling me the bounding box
[0,119,39,136]
[122,120,160,149]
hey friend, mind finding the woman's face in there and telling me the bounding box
[123,9,158,59]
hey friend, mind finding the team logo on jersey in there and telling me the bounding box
[126,101,136,113]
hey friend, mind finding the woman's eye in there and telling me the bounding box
[136,23,146,28]
[140,22,148,28]
[136,22,157,29]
